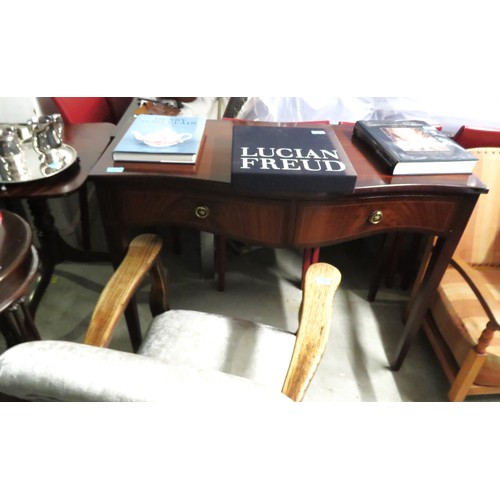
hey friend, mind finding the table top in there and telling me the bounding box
[0,122,116,200]
[90,113,488,199]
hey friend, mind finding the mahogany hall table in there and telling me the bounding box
[0,122,116,314]
[89,119,488,369]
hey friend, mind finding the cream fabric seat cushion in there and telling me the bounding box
[0,340,292,403]
[138,310,297,392]
[430,266,500,387]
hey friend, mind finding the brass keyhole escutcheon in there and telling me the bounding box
[195,205,210,219]
[368,210,383,225]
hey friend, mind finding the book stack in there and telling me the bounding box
[353,120,478,175]
[113,114,207,164]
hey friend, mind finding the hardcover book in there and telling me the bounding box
[112,114,207,163]
[231,124,357,193]
[353,120,478,175]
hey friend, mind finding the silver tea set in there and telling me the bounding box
[0,113,69,183]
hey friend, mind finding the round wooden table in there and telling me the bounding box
[0,210,41,347]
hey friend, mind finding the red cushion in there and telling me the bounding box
[452,125,500,149]
[52,97,115,124]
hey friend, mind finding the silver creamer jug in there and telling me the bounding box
[29,113,64,165]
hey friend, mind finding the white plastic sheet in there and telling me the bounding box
[238,97,500,135]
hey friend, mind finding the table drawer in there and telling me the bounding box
[294,197,461,246]
[120,190,288,245]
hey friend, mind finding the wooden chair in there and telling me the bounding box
[0,234,341,402]
[452,125,500,149]
[422,147,500,401]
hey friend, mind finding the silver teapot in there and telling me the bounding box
[29,113,64,166]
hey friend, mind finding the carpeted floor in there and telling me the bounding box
[3,223,497,403]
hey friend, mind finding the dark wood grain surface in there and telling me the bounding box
[1,122,116,200]
[89,108,490,367]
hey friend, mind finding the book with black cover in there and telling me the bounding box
[353,120,478,175]
[231,124,357,193]
[112,114,207,163]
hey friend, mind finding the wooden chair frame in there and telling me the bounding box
[8,233,340,402]
[422,247,499,402]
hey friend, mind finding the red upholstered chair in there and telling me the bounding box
[52,97,133,125]
[52,97,116,124]
[421,147,500,401]
[452,125,500,149]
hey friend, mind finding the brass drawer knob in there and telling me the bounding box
[195,205,210,219]
[368,210,383,225]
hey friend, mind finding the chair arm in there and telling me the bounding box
[84,234,167,348]
[282,262,341,401]
[450,256,499,329]
[0,341,292,402]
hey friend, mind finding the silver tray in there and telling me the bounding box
[0,143,78,184]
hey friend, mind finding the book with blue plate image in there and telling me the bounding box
[112,114,207,163]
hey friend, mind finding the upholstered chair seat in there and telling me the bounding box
[138,310,297,392]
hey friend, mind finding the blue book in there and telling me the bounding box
[112,114,207,163]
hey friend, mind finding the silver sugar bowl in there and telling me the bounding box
[0,127,30,182]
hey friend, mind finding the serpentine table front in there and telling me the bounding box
[89,118,488,370]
